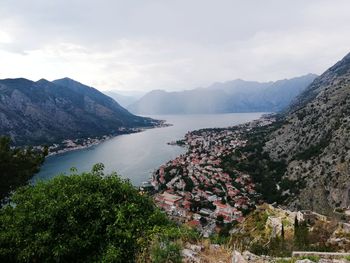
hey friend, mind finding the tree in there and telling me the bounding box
[294,216,299,230]
[294,217,309,250]
[200,216,208,226]
[0,136,47,200]
[184,177,194,192]
[216,214,224,226]
[281,222,286,252]
[0,164,174,262]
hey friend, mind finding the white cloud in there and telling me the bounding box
[0,0,349,92]
[0,30,12,44]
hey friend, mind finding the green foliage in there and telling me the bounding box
[275,259,294,263]
[275,257,320,263]
[183,176,194,192]
[294,136,330,160]
[150,240,182,263]
[209,233,230,245]
[250,236,292,257]
[296,110,307,121]
[255,211,269,231]
[294,220,309,250]
[221,122,289,204]
[0,165,180,263]
[267,236,292,258]
[216,214,224,226]
[219,223,234,237]
[250,242,268,255]
[0,136,47,200]
[138,223,199,262]
[175,140,186,146]
[298,255,320,262]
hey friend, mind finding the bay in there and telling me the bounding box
[32,113,264,185]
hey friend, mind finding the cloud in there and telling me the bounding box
[0,0,349,91]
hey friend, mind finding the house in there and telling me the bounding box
[156,192,183,206]
[199,208,214,217]
[187,220,200,228]
[207,195,218,202]
[213,201,238,223]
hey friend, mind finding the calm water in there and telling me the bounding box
[32,113,264,185]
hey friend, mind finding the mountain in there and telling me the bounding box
[127,74,317,114]
[103,91,140,108]
[0,77,158,146]
[263,53,350,214]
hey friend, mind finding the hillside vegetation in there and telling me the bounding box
[0,136,47,200]
[263,53,350,214]
[0,164,198,263]
[212,52,350,217]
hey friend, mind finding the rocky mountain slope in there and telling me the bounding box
[0,77,157,145]
[264,53,350,214]
[127,74,317,114]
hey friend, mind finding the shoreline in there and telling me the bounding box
[38,121,172,157]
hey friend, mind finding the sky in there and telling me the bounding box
[0,0,349,93]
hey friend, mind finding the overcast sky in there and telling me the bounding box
[0,0,349,92]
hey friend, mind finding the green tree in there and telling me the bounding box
[294,216,299,229]
[294,219,309,250]
[183,177,194,192]
[0,164,177,263]
[0,136,47,200]
[216,214,224,226]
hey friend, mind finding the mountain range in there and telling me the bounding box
[0,78,158,146]
[104,91,143,108]
[127,74,317,114]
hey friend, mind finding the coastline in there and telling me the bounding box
[37,120,172,157]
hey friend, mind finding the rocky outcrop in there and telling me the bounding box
[264,53,350,214]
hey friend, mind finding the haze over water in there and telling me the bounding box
[33,113,264,185]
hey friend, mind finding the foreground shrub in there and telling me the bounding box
[0,164,179,262]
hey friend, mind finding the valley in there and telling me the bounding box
[1,1,350,262]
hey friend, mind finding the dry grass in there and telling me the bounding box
[183,240,232,263]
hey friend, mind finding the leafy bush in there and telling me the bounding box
[0,136,47,200]
[150,240,182,263]
[0,164,183,263]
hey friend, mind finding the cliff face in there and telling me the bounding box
[264,53,350,214]
[0,78,156,145]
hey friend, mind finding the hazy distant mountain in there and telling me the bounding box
[128,74,317,114]
[104,91,140,108]
[0,77,158,145]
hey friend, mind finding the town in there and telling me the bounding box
[150,115,276,236]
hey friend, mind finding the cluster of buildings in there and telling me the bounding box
[46,136,112,155]
[151,117,278,235]
[151,115,277,235]
[42,125,163,156]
